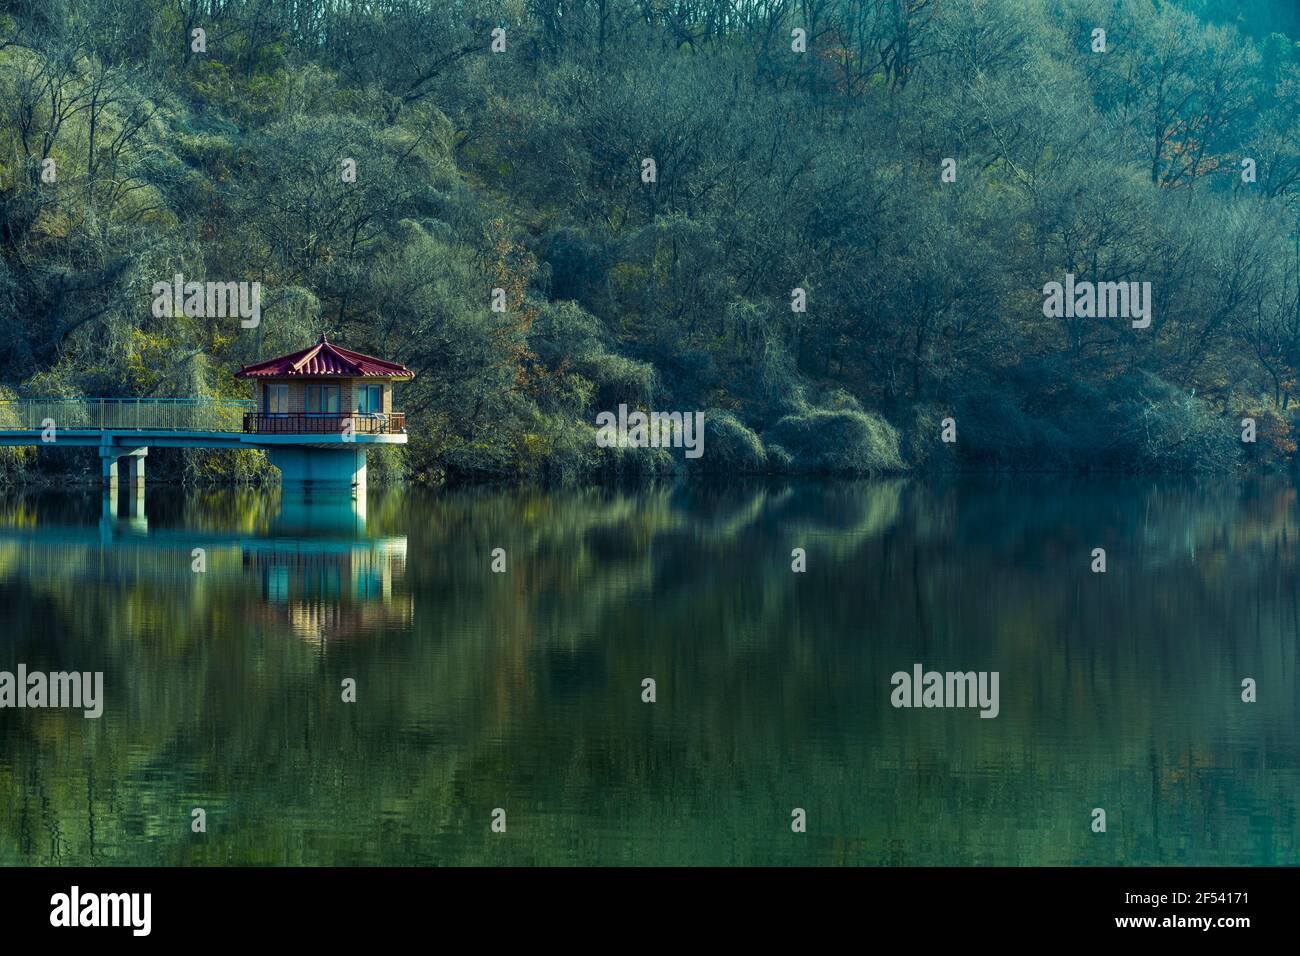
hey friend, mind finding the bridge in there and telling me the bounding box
[0,397,408,492]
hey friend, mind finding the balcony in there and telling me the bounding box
[242,412,407,435]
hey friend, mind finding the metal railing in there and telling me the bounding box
[0,398,257,432]
[243,412,407,435]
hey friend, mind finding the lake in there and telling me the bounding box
[0,478,1296,865]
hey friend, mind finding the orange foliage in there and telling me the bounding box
[481,218,561,404]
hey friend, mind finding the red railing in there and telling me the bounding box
[243,413,406,435]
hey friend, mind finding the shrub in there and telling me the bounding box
[765,443,794,473]
[1111,374,1240,473]
[901,402,950,471]
[516,413,600,483]
[362,444,410,485]
[595,441,677,477]
[528,300,607,367]
[764,409,904,475]
[1239,407,1294,470]
[951,390,1077,471]
[575,352,657,410]
[687,410,766,473]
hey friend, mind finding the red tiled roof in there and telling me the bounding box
[237,335,414,379]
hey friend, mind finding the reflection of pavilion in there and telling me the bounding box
[0,488,413,649]
[247,536,413,645]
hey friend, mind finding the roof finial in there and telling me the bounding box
[319,330,328,344]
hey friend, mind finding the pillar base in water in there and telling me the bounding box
[267,447,367,494]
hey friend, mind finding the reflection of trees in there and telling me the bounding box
[1,479,1297,865]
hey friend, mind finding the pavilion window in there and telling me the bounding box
[265,384,289,414]
[355,384,383,414]
[307,385,339,414]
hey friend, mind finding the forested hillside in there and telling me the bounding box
[1,0,1298,482]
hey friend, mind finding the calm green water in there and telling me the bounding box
[0,478,1297,866]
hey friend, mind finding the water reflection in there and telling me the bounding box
[246,536,410,646]
[0,477,1297,865]
[0,487,409,649]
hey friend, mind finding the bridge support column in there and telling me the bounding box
[100,445,147,491]
[266,447,367,495]
[126,448,147,494]
[99,450,118,490]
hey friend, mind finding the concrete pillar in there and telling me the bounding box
[126,449,147,493]
[266,447,367,495]
[100,451,119,490]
